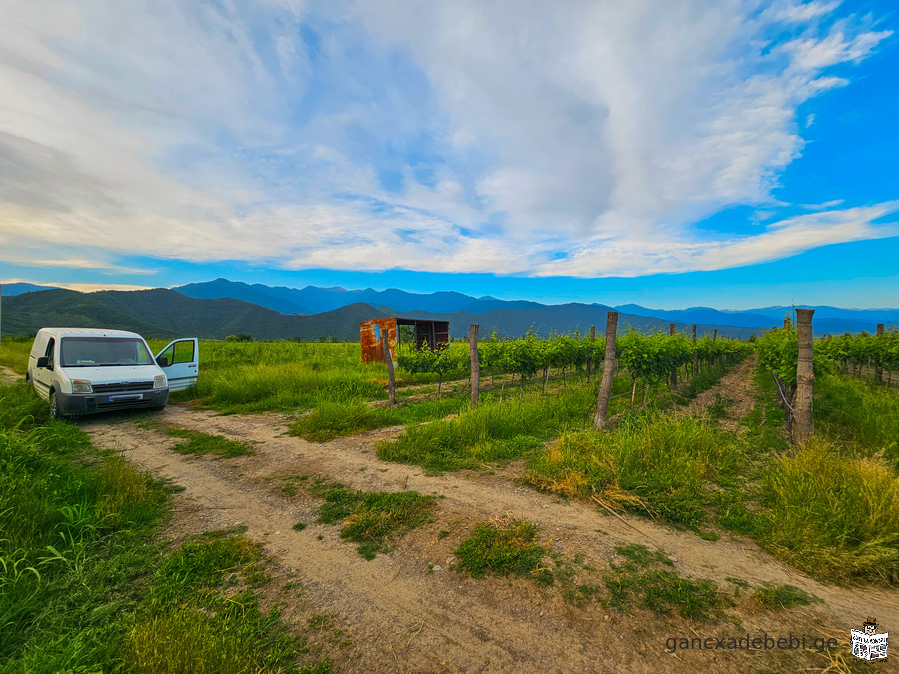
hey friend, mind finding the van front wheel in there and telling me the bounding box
[49,392,67,421]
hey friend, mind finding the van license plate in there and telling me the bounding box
[109,394,142,402]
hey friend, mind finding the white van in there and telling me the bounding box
[26,328,199,420]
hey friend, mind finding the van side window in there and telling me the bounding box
[157,341,194,367]
[45,338,55,366]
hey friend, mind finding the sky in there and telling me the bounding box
[0,0,897,310]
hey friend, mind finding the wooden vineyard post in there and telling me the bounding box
[470,324,480,409]
[712,329,717,366]
[587,325,596,381]
[382,328,396,406]
[669,323,677,390]
[594,312,618,429]
[793,308,815,444]
[876,324,885,383]
[692,324,697,377]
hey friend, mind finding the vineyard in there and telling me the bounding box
[398,329,751,401]
[1,313,898,674]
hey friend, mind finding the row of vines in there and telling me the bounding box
[396,329,753,396]
[815,328,899,384]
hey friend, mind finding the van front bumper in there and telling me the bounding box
[56,389,169,415]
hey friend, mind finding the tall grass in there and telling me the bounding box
[815,373,899,465]
[146,339,470,414]
[0,384,167,670]
[0,336,31,375]
[376,381,606,473]
[290,395,469,442]
[0,380,328,671]
[524,413,739,528]
[757,436,899,584]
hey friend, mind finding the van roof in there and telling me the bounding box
[37,328,146,339]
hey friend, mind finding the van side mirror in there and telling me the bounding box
[36,356,49,369]
[156,356,169,367]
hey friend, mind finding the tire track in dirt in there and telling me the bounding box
[81,397,899,673]
[0,365,23,385]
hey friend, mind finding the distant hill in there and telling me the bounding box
[174,279,310,315]
[0,289,388,340]
[2,288,759,341]
[172,278,484,315]
[616,303,899,334]
[1,282,59,296]
[4,280,893,341]
[401,304,758,340]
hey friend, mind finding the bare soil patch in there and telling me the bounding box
[0,365,23,386]
[80,391,899,673]
[683,356,758,432]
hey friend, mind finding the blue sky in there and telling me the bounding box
[0,0,897,310]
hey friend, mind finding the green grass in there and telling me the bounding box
[454,517,553,586]
[376,378,621,474]
[143,339,471,415]
[752,583,821,610]
[165,427,253,457]
[755,436,899,584]
[815,373,899,466]
[290,395,468,442]
[0,380,329,672]
[0,336,31,375]
[311,481,437,559]
[605,545,732,621]
[524,411,740,529]
[130,528,319,674]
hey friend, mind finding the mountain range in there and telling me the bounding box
[1,278,896,340]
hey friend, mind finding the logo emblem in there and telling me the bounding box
[851,617,888,661]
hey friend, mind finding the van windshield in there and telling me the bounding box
[60,337,154,367]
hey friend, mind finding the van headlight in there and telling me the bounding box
[72,379,93,394]
[154,374,167,389]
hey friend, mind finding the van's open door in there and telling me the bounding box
[155,338,199,391]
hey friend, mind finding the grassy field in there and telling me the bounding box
[4,331,898,590]
[0,379,331,672]
[518,362,899,584]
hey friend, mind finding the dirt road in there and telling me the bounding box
[75,362,899,674]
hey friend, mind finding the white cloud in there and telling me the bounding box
[0,0,893,280]
[534,203,899,277]
[771,1,842,23]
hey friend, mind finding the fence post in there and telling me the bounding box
[692,324,697,377]
[669,323,677,389]
[470,324,480,409]
[594,312,618,429]
[793,308,815,444]
[587,325,595,381]
[876,323,885,383]
[381,328,396,406]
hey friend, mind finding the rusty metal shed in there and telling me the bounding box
[360,317,450,364]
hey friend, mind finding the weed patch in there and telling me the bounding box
[605,545,732,621]
[752,583,821,610]
[311,481,436,559]
[708,393,733,420]
[454,516,552,586]
[165,428,252,457]
[524,412,739,529]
